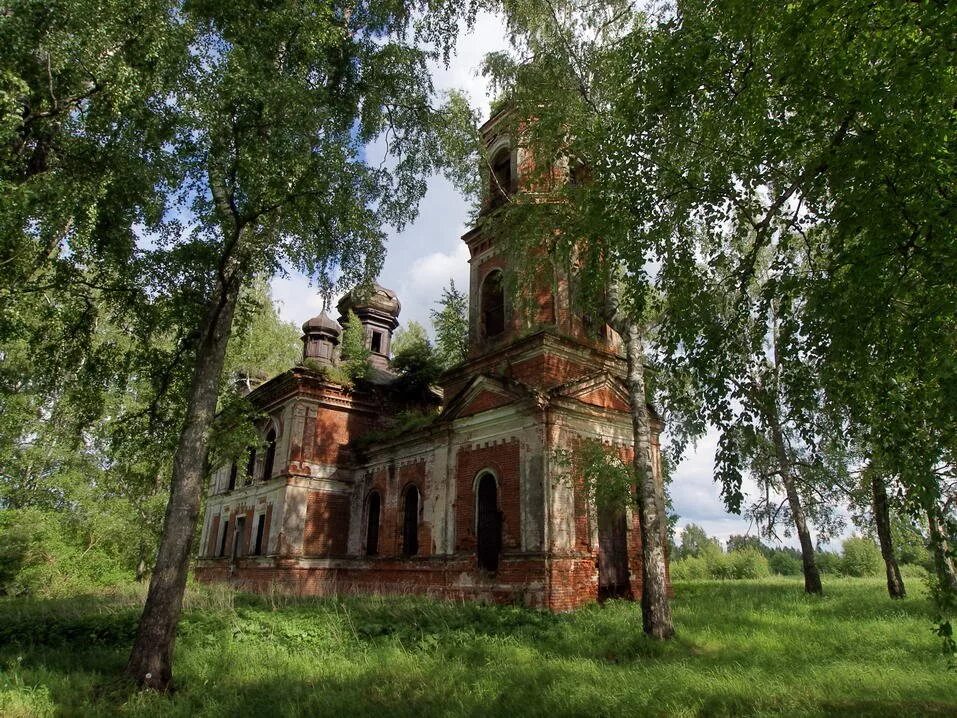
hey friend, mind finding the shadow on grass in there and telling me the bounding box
[1,578,953,717]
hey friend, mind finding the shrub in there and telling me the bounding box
[768,549,803,576]
[703,547,733,579]
[815,551,843,575]
[0,508,130,596]
[728,548,771,579]
[899,562,929,579]
[670,556,709,581]
[840,537,882,577]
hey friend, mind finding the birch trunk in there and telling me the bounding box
[126,232,246,690]
[622,322,674,639]
[869,469,905,599]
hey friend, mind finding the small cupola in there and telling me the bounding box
[301,311,341,366]
[337,283,401,370]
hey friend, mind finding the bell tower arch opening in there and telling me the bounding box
[480,270,505,340]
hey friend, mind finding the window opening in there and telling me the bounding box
[227,462,237,491]
[476,473,502,572]
[371,331,383,354]
[219,520,230,557]
[366,492,381,556]
[481,270,505,339]
[490,149,511,206]
[402,486,419,557]
[262,428,277,481]
[245,447,257,481]
[234,516,246,558]
[254,514,266,555]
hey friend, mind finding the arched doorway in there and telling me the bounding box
[476,473,501,572]
[402,486,419,557]
[365,491,381,556]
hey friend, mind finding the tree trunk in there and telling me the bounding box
[126,251,245,691]
[869,469,905,599]
[768,415,822,594]
[926,501,957,595]
[622,322,674,639]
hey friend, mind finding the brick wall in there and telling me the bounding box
[303,491,350,556]
[454,439,521,555]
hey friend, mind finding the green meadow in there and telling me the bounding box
[1,577,953,717]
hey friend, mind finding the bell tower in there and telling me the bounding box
[463,108,617,361]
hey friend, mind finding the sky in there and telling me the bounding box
[270,12,850,551]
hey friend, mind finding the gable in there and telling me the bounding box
[554,372,632,414]
[458,389,515,417]
[575,385,630,413]
[441,374,526,420]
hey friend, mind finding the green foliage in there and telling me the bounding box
[391,321,430,357]
[225,282,301,386]
[430,280,469,369]
[841,537,883,578]
[555,439,633,513]
[0,508,137,596]
[816,551,844,575]
[676,523,721,560]
[726,535,767,555]
[1,578,954,714]
[729,549,771,580]
[339,311,371,382]
[768,549,804,576]
[390,328,443,402]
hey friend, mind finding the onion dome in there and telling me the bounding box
[301,311,341,365]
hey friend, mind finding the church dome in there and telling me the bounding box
[301,311,341,336]
[337,282,401,320]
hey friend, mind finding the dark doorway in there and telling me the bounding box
[476,473,501,572]
[366,491,381,556]
[402,486,419,557]
[481,271,505,339]
[262,428,277,481]
[597,506,631,601]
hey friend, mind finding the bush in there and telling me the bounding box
[0,508,130,596]
[703,547,733,579]
[768,549,803,576]
[840,537,882,577]
[815,551,843,575]
[899,563,929,579]
[728,548,771,579]
[670,556,709,581]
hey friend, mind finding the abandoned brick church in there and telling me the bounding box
[196,109,668,611]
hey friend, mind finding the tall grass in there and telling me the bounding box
[0,577,953,717]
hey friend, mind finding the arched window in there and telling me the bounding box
[481,270,505,339]
[490,147,511,206]
[476,473,501,572]
[402,485,419,557]
[227,462,238,492]
[245,447,257,481]
[262,427,277,481]
[365,491,381,557]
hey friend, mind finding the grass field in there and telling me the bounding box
[0,577,953,717]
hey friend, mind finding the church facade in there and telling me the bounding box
[195,109,667,612]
